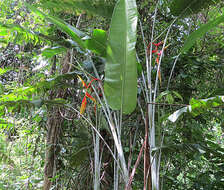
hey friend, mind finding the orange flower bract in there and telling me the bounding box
[78,75,100,114]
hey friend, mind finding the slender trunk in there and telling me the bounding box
[43,51,71,190]
[43,110,62,190]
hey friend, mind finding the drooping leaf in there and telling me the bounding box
[104,0,138,114]
[170,0,219,17]
[166,94,174,104]
[26,3,86,50]
[157,91,169,100]
[168,96,224,122]
[85,29,107,57]
[168,106,188,122]
[181,14,224,53]
[172,91,183,101]
[42,46,67,58]
[152,143,206,154]
[40,0,115,18]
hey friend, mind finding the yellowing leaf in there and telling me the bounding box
[78,75,87,88]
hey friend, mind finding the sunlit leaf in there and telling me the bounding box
[0,22,41,45]
[104,0,138,114]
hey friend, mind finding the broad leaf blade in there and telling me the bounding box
[104,0,138,114]
[85,29,107,57]
[181,14,224,53]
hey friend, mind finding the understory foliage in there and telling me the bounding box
[0,0,224,189]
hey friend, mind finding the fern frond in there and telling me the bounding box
[0,23,42,45]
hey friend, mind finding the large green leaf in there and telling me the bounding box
[104,0,138,114]
[181,14,224,52]
[26,3,86,50]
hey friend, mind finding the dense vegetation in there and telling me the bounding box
[0,0,223,189]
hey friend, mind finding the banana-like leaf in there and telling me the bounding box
[104,0,138,114]
[26,3,86,50]
[168,96,224,122]
[181,14,224,53]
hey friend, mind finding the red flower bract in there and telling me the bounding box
[78,75,100,114]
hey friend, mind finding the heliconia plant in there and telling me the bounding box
[147,41,166,84]
[0,0,223,190]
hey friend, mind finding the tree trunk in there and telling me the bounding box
[43,51,71,190]
[43,109,62,190]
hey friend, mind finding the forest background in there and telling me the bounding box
[0,0,224,189]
